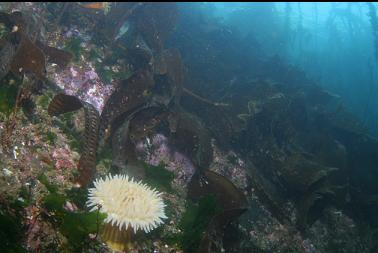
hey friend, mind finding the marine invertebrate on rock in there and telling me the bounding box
[87,174,167,251]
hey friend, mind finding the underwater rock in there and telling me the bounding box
[52,147,77,171]
[135,132,197,185]
[209,146,249,191]
[52,64,115,113]
[307,207,375,253]
[2,3,378,253]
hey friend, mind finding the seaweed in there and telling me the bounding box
[0,38,16,80]
[60,211,105,251]
[36,40,73,69]
[143,162,174,193]
[46,132,57,145]
[63,36,84,61]
[0,203,27,253]
[77,103,100,187]
[47,93,83,116]
[87,47,101,62]
[96,141,113,162]
[39,175,107,252]
[47,94,101,186]
[96,66,113,83]
[10,31,46,80]
[65,187,88,210]
[96,67,133,84]
[0,22,10,38]
[1,12,46,80]
[99,69,155,142]
[38,174,59,193]
[36,92,54,109]
[0,81,18,116]
[178,195,222,253]
[132,3,178,53]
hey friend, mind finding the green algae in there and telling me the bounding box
[163,195,222,252]
[180,195,221,252]
[36,92,54,110]
[44,131,57,145]
[0,82,18,116]
[39,175,107,252]
[87,47,102,62]
[63,37,84,62]
[0,200,27,253]
[96,67,113,83]
[143,162,174,193]
[38,174,59,193]
[95,64,132,83]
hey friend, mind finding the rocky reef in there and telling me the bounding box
[0,2,378,253]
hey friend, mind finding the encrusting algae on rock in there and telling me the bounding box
[87,174,167,252]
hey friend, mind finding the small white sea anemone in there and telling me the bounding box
[87,174,167,234]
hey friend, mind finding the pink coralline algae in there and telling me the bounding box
[52,148,76,171]
[210,144,249,190]
[52,64,114,113]
[136,133,196,182]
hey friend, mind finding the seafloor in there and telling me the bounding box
[0,2,377,253]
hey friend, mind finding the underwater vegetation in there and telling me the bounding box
[0,2,378,253]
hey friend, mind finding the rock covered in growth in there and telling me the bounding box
[52,64,114,114]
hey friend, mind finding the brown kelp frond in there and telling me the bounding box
[35,40,73,69]
[99,69,154,142]
[47,93,100,187]
[131,3,178,53]
[0,11,71,81]
[47,93,83,117]
[170,110,213,170]
[0,11,46,80]
[151,48,185,106]
[0,11,27,32]
[188,170,248,219]
[9,31,46,80]
[187,170,248,253]
[76,102,100,187]
[0,38,16,80]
